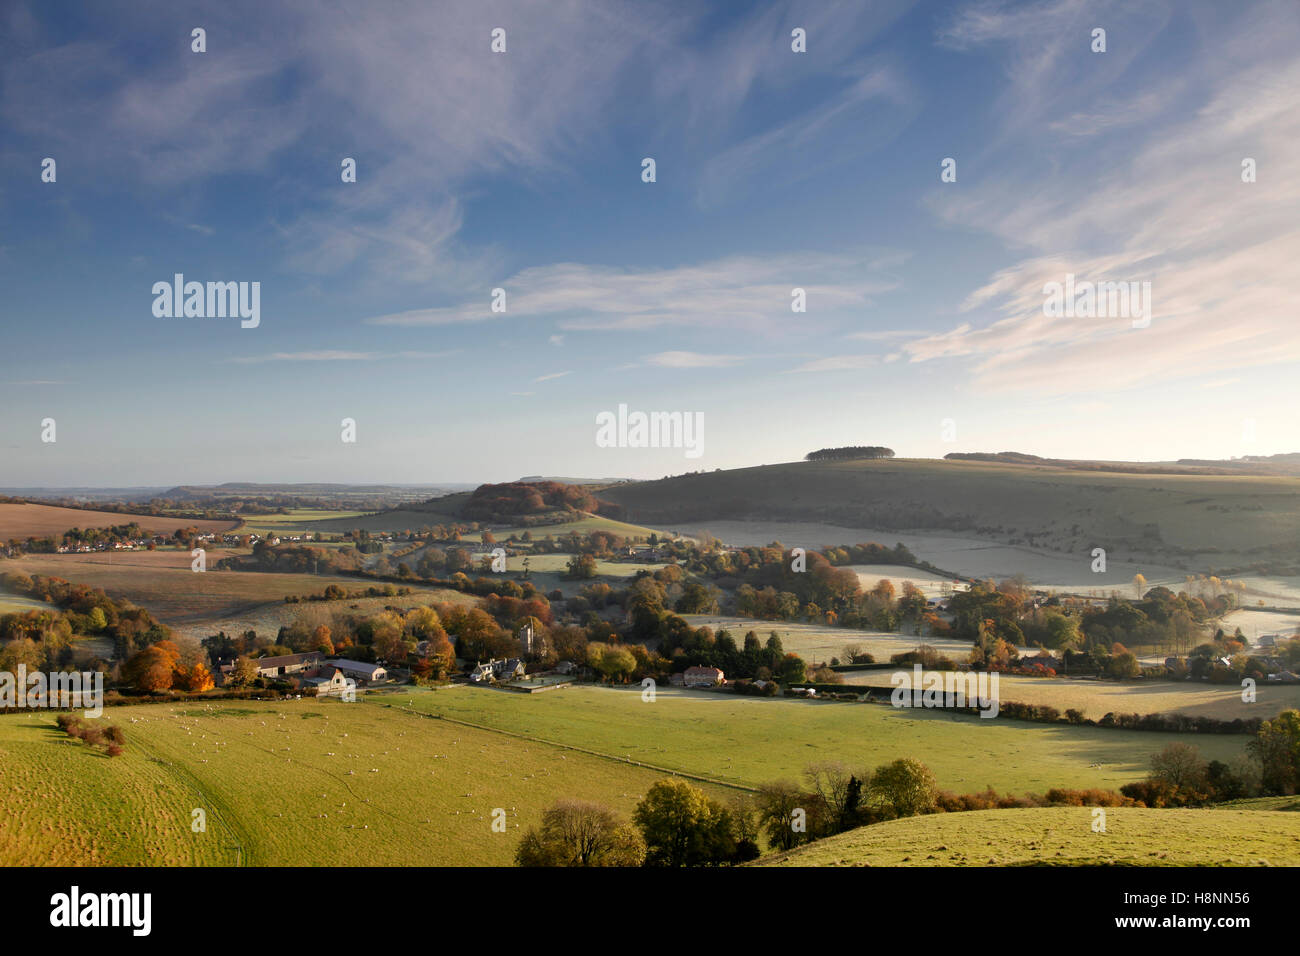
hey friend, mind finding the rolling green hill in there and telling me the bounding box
[0,699,730,867]
[757,802,1300,866]
[597,458,1300,572]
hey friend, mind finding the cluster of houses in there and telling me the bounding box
[1162,650,1298,682]
[1255,633,1298,650]
[217,651,389,697]
[56,535,168,553]
[1250,635,1299,681]
[621,545,665,562]
[462,660,726,689]
[51,529,322,554]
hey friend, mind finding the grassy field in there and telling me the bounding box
[233,510,369,537]
[0,710,236,866]
[840,671,1300,721]
[0,698,733,867]
[0,688,1281,868]
[0,502,237,540]
[847,564,962,597]
[756,803,1300,866]
[384,684,1250,794]
[489,513,666,540]
[474,554,667,597]
[259,506,667,544]
[0,591,56,614]
[287,508,464,534]
[7,552,473,641]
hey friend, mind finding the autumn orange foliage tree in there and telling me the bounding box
[124,640,182,692]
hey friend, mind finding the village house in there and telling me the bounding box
[301,667,351,697]
[682,665,725,688]
[467,658,526,683]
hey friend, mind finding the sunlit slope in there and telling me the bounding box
[0,700,729,867]
[757,803,1300,866]
[599,459,1300,570]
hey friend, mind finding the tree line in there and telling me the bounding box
[804,446,896,461]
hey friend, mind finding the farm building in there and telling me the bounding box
[254,652,325,679]
[328,659,387,684]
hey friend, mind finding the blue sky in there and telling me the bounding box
[2,0,1298,486]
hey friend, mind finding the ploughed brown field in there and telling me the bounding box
[0,502,238,540]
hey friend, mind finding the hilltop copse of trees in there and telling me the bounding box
[462,481,625,522]
[805,446,895,462]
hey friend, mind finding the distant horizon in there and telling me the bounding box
[3,447,1298,495]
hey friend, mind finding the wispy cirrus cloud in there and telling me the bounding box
[643,351,745,368]
[0,1,674,286]
[785,354,877,373]
[936,0,1173,142]
[227,350,457,364]
[844,328,926,342]
[694,64,917,208]
[912,1,1300,395]
[365,250,901,332]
